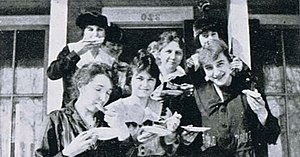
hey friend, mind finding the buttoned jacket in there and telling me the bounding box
[193,80,280,157]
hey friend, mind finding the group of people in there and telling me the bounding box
[36,11,280,157]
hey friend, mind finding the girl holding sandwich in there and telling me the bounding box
[47,11,126,107]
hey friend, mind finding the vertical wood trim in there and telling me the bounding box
[47,0,68,113]
[43,27,49,120]
[281,30,290,157]
[10,29,17,157]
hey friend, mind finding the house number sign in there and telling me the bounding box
[102,7,193,23]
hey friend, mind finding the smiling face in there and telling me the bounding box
[202,52,232,87]
[199,31,219,46]
[104,41,123,59]
[79,74,113,112]
[131,70,157,98]
[160,41,183,73]
[82,25,106,41]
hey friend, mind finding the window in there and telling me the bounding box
[251,28,300,157]
[0,24,48,157]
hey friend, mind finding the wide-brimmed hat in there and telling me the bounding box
[76,11,108,30]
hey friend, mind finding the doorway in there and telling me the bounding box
[119,28,183,62]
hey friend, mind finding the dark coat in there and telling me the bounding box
[158,74,203,156]
[35,100,122,157]
[47,46,80,107]
[47,46,122,107]
[192,78,280,157]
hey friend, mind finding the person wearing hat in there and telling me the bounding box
[182,39,280,157]
[103,23,127,63]
[47,11,110,107]
[186,17,252,89]
[187,17,233,72]
[102,23,130,100]
[193,17,227,49]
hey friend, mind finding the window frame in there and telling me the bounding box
[0,15,49,157]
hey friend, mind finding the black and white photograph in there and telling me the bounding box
[0,0,299,156]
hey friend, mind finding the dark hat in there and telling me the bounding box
[193,17,224,34]
[76,12,108,30]
[105,23,127,45]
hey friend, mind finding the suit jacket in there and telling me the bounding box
[193,79,280,157]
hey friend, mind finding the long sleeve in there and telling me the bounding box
[258,89,280,144]
[252,97,280,145]
[239,94,280,156]
[175,97,203,156]
[185,66,206,87]
[261,110,281,144]
[35,117,64,157]
[47,46,80,80]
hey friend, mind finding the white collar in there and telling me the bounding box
[159,66,186,82]
[213,84,224,102]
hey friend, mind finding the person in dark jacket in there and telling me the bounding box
[36,63,123,157]
[182,39,280,157]
[47,12,126,107]
[187,17,252,88]
[150,31,202,156]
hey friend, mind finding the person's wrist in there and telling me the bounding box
[62,148,72,157]
[258,109,268,125]
[164,133,177,145]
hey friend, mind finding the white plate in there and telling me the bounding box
[181,126,211,132]
[161,90,183,96]
[242,89,261,98]
[141,126,172,136]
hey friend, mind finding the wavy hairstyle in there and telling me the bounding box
[70,63,112,100]
[126,49,161,88]
[196,39,232,66]
[157,31,187,68]
[157,31,184,51]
